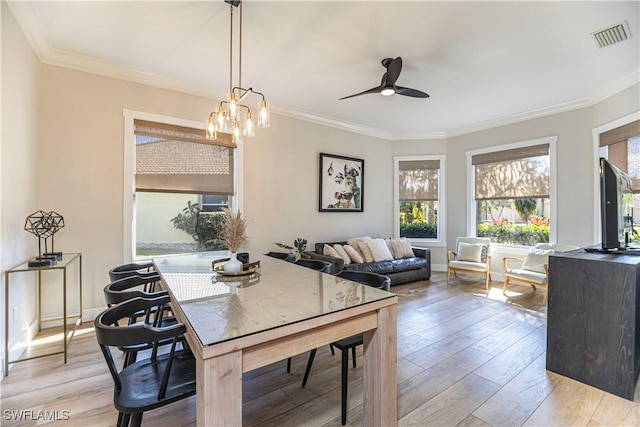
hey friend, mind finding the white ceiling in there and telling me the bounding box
[8,1,640,140]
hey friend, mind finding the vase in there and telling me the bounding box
[224,252,243,273]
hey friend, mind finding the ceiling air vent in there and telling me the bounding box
[591,21,631,48]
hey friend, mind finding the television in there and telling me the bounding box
[600,157,634,251]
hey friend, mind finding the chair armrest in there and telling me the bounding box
[502,256,524,271]
[307,252,344,274]
[447,251,457,263]
[411,247,430,259]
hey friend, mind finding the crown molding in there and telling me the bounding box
[9,2,640,142]
[589,68,640,105]
[7,1,51,60]
[444,98,593,138]
[271,106,392,140]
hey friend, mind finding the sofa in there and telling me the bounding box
[308,238,431,286]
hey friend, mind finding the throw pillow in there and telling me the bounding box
[366,238,394,262]
[358,241,375,263]
[343,244,364,263]
[333,244,352,265]
[323,244,340,258]
[522,249,554,273]
[480,244,489,263]
[389,238,414,259]
[457,242,483,263]
[348,236,371,258]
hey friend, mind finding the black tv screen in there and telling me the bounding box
[600,157,633,250]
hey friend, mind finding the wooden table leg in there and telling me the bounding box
[363,304,398,426]
[196,350,243,427]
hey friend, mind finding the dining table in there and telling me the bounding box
[153,252,398,426]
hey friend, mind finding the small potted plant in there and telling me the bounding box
[274,238,310,261]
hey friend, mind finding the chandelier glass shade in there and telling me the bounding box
[206,1,270,143]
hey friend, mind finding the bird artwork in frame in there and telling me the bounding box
[319,153,364,212]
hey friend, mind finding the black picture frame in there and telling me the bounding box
[318,153,364,212]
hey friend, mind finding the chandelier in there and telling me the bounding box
[206,0,270,143]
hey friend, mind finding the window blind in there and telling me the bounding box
[605,134,640,193]
[399,160,439,201]
[599,120,640,147]
[134,120,236,195]
[473,144,550,200]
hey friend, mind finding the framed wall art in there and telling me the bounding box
[318,153,364,212]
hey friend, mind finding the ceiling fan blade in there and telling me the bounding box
[339,86,382,100]
[395,86,430,98]
[383,57,403,86]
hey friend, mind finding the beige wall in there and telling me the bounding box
[1,2,41,372]
[36,64,392,317]
[244,114,392,255]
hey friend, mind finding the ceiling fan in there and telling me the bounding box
[339,57,430,100]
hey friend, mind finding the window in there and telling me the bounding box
[394,156,444,241]
[129,117,236,258]
[468,137,557,246]
[599,119,640,243]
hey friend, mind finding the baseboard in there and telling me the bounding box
[40,306,104,327]
[431,263,447,272]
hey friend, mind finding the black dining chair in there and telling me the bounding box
[301,270,391,425]
[284,258,334,374]
[108,261,159,284]
[294,258,332,273]
[104,274,179,367]
[265,251,295,262]
[95,296,196,427]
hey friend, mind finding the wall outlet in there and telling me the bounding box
[12,307,17,323]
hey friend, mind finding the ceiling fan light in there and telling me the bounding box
[381,87,395,96]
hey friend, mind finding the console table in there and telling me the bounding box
[547,248,640,400]
[4,253,82,376]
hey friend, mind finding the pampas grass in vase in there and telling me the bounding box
[222,208,248,272]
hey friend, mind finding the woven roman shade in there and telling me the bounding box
[134,120,236,195]
[601,121,640,193]
[473,144,550,200]
[399,160,439,201]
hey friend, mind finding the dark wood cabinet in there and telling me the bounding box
[546,248,640,400]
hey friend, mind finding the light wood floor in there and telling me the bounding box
[2,272,640,426]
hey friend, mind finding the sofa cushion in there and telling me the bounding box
[391,257,428,273]
[367,238,394,262]
[333,244,352,265]
[387,238,414,259]
[505,268,547,284]
[448,260,487,272]
[323,244,340,258]
[358,241,375,263]
[344,261,395,275]
[343,244,363,263]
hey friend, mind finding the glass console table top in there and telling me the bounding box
[153,252,394,347]
[7,253,81,272]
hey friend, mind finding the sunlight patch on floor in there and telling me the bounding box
[30,326,94,347]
